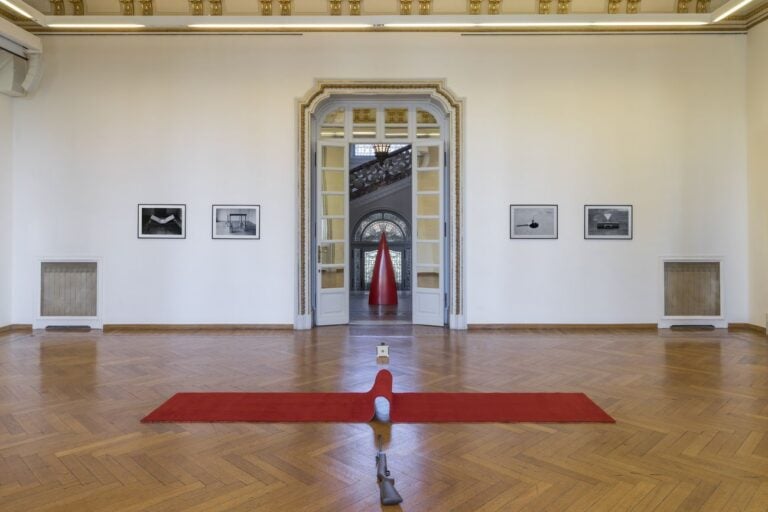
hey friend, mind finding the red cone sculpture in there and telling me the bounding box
[369,232,398,305]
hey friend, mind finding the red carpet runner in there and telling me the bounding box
[142,370,614,423]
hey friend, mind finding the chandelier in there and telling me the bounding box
[373,143,391,163]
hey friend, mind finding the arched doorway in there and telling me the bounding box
[295,81,465,329]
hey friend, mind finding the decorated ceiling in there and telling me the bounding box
[1,0,767,32]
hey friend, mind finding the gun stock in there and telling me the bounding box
[376,448,403,506]
[379,476,403,506]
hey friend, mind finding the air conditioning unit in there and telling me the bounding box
[0,16,42,97]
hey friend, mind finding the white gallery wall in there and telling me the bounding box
[0,94,12,327]
[10,32,749,326]
[748,22,768,329]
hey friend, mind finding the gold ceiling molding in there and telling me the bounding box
[16,0,765,24]
[745,2,768,26]
[9,0,768,33]
[466,0,503,15]
[50,0,65,15]
[69,0,84,14]
[119,0,133,15]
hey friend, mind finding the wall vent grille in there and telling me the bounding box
[40,262,98,317]
[664,261,721,317]
[659,258,726,329]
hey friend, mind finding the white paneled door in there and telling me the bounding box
[315,142,349,326]
[412,141,445,326]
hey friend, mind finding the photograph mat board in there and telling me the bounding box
[584,205,632,239]
[510,205,558,239]
[138,204,186,239]
[212,205,260,239]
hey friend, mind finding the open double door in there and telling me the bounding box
[315,141,446,327]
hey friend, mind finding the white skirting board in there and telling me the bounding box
[33,316,103,329]
[658,317,728,329]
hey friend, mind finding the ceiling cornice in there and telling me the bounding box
[1,0,766,34]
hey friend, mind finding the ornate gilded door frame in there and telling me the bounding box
[295,80,465,330]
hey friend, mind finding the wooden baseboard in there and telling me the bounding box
[103,324,294,333]
[728,323,767,334]
[0,324,34,335]
[467,323,658,331]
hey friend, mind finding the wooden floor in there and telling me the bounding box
[1,327,767,511]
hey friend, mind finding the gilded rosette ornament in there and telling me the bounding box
[260,0,272,14]
[469,0,481,14]
[696,0,710,12]
[119,0,134,15]
[69,0,84,14]
[139,0,153,14]
[488,0,501,14]
[189,0,203,14]
[329,0,341,14]
[538,0,551,14]
[399,0,412,14]
[349,0,360,15]
[210,0,222,14]
[50,0,65,14]
[676,0,689,12]
[626,0,639,13]
[418,0,431,14]
[608,0,620,13]
[279,0,291,15]
[556,0,570,14]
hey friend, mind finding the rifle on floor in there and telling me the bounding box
[376,435,403,506]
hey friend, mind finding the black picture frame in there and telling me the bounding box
[584,205,633,240]
[211,205,261,240]
[137,204,186,239]
[509,204,558,239]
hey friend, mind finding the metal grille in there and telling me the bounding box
[41,262,97,317]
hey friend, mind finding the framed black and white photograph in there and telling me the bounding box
[212,205,260,239]
[509,205,558,239]
[138,204,186,239]
[584,205,633,240]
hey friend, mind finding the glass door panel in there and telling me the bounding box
[412,140,444,326]
[316,141,349,325]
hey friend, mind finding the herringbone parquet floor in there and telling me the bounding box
[1,326,767,511]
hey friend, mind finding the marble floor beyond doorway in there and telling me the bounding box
[349,291,412,325]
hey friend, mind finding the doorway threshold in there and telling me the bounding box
[348,319,413,326]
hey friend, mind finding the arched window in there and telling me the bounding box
[352,211,410,290]
[353,211,409,242]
